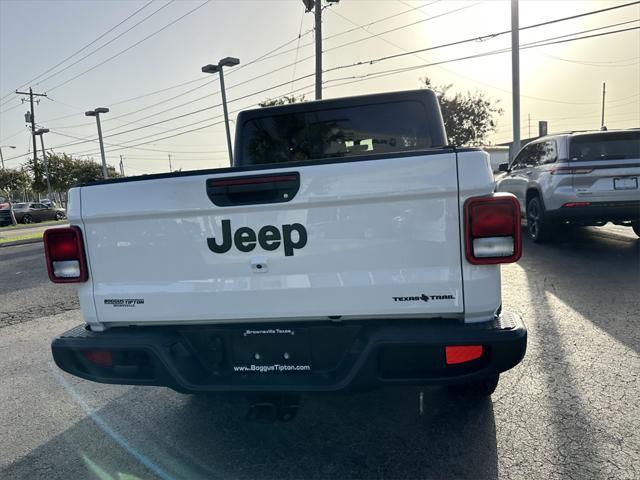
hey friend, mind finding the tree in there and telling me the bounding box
[422,77,502,147]
[26,154,120,191]
[0,168,30,224]
[259,94,306,108]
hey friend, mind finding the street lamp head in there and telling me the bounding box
[86,107,109,116]
[219,57,240,68]
[35,128,50,135]
[201,64,219,74]
[0,145,16,149]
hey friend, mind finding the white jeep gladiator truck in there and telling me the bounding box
[46,90,526,412]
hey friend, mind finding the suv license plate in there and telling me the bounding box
[614,177,638,190]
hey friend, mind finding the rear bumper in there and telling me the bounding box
[547,200,640,224]
[52,312,527,393]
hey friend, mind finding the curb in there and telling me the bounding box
[0,237,44,248]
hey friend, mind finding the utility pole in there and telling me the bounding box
[601,82,606,129]
[168,153,173,172]
[314,0,322,100]
[303,1,339,100]
[16,88,47,173]
[119,155,125,176]
[35,129,53,202]
[510,0,520,160]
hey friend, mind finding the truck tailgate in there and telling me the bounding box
[79,152,463,326]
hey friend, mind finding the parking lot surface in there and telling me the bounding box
[0,226,638,479]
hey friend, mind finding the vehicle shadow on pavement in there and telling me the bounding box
[1,384,498,480]
[509,233,637,479]
[518,226,639,354]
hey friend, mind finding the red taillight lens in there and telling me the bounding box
[471,203,516,237]
[48,230,79,259]
[465,193,521,265]
[562,202,591,208]
[43,226,88,283]
[446,345,483,365]
[82,350,113,367]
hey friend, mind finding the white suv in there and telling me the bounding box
[495,129,640,242]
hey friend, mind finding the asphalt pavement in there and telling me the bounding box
[0,242,78,328]
[0,225,638,479]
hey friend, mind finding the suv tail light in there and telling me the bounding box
[44,226,88,283]
[464,193,521,265]
[550,167,593,175]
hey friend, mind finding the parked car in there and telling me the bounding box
[12,202,67,224]
[0,202,12,227]
[495,129,640,242]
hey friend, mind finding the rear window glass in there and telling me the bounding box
[241,101,434,165]
[569,131,640,161]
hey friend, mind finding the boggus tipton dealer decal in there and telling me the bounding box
[207,219,307,257]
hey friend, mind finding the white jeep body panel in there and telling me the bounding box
[69,150,499,331]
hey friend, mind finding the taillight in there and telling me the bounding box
[550,167,593,175]
[465,193,521,265]
[43,226,88,283]
[562,202,591,208]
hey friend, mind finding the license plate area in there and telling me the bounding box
[232,328,312,373]
[614,177,638,190]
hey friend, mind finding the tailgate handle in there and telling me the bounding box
[206,172,300,207]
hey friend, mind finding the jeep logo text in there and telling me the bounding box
[207,219,307,256]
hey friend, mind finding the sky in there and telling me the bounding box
[0,0,638,175]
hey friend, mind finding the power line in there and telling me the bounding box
[33,1,175,91]
[39,31,318,130]
[32,2,475,132]
[4,16,639,163]
[254,1,443,65]
[324,17,640,76]
[0,0,156,105]
[55,19,640,155]
[44,1,211,93]
[8,1,451,129]
[324,2,482,55]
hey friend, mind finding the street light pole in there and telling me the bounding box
[0,145,16,169]
[202,57,240,166]
[35,129,53,202]
[85,107,110,178]
[510,0,521,160]
[218,66,233,164]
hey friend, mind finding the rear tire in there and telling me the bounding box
[526,196,553,243]
[448,374,499,397]
[22,214,33,224]
[632,222,640,238]
[55,211,65,221]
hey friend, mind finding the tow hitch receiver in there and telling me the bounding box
[246,394,301,423]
